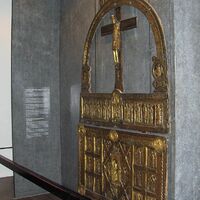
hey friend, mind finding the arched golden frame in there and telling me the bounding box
[80,0,169,133]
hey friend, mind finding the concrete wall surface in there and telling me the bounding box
[12,0,61,197]
[174,0,200,199]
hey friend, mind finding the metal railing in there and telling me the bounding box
[0,155,90,200]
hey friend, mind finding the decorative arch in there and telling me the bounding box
[80,0,169,133]
[82,0,168,93]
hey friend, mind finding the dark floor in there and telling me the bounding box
[0,177,14,200]
[0,177,60,200]
[19,194,61,200]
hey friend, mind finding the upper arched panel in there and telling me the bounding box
[80,0,169,133]
[81,0,168,94]
[83,0,166,65]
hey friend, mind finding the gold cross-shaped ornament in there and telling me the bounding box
[100,3,137,92]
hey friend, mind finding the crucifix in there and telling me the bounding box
[101,7,137,92]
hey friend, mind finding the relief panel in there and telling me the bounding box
[78,125,167,200]
[80,92,168,133]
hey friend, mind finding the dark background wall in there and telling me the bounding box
[12,0,61,197]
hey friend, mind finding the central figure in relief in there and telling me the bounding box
[111,15,121,65]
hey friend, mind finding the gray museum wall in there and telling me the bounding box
[12,0,61,197]
[11,0,199,199]
[59,0,96,191]
[174,0,200,199]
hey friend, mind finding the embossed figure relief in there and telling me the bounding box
[81,93,168,132]
[78,125,167,200]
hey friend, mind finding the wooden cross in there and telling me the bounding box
[101,7,137,92]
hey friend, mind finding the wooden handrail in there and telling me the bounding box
[0,155,90,200]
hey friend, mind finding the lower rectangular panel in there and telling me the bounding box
[78,124,167,200]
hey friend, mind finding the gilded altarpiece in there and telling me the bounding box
[78,0,169,200]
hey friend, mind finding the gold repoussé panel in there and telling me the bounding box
[78,125,167,200]
[80,92,169,133]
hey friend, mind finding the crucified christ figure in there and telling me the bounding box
[111,15,121,65]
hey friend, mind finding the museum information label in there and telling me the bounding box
[25,88,50,139]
